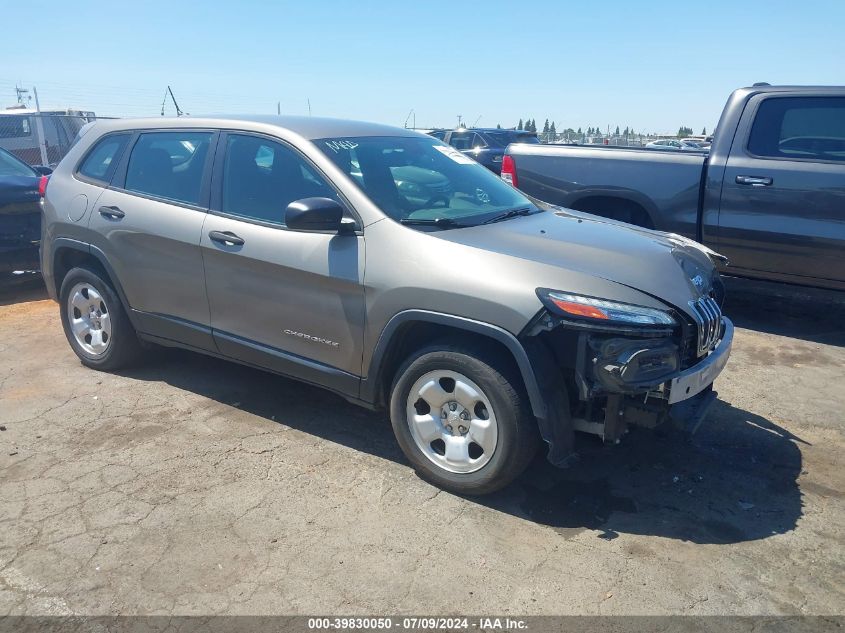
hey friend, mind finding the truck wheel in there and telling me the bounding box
[59,266,143,371]
[389,344,538,495]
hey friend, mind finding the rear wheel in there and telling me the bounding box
[389,345,538,495]
[59,266,143,370]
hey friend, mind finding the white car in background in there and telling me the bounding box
[646,139,705,151]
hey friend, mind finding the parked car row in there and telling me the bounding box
[425,127,539,173]
[645,138,708,151]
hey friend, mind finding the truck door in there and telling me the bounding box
[718,94,845,287]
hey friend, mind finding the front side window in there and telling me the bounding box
[748,97,845,162]
[125,131,212,205]
[78,134,130,183]
[317,135,538,228]
[221,134,337,225]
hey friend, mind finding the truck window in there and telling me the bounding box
[748,97,845,163]
[0,115,32,138]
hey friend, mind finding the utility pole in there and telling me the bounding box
[307,98,312,117]
[277,102,281,115]
[28,86,49,166]
[457,114,463,128]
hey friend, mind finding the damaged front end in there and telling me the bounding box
[522,285,733,466]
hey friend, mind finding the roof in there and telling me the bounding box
[88,115,422,140]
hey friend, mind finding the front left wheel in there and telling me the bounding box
[389,344,539,495]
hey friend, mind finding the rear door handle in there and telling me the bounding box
[98,205,125,219]
[208,230,245,246]
[736,175,773,187]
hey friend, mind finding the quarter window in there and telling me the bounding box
[78,134,130,183]
[125,131,212,205]
[221,134,337,225]
[748,97,845,162]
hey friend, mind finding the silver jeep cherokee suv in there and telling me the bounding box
[42,116,733,494]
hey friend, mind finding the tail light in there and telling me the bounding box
[500,155,518,188]
[38,175,49,197]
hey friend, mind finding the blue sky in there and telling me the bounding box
[2,0,843,133]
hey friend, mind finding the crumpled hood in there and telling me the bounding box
[438,209,719,317]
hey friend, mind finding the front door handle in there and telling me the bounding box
[98,205,125,219]
[736,175,773,187]
[209,230,245,246]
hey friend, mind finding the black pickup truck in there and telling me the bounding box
[502,85,845,291]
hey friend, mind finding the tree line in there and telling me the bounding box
[505,118,708,140]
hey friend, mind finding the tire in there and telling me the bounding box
[59,266,143,371]
[389,343,539,495]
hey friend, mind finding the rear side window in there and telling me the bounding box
[221,134,337,225]
[125,131,213,205]
[78,134,130,183]
[748,97,845,162]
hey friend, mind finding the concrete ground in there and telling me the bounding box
[0,277,843,616]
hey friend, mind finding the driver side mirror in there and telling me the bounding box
[285,197,352,233]
[32,165,53,176]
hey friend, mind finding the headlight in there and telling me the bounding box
[537,289,676,326]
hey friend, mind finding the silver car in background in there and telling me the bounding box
[41,116,732,494]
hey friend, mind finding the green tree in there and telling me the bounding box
[496,123,501,129]
[542,118,550,140]
[677,125,694,138]
[702,127,707,135]
[549,121,557,141]
[517,118,523,130]
[615,125,620,136]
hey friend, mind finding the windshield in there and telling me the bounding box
[484,131,540,147]
[316,135,538,228]
[0,149,36,178]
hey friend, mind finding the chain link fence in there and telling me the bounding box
[0,110,108,167]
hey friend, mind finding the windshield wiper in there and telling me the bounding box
[481,206,535,225]
[399,217,467,229]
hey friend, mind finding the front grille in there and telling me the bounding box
[689,296,722,356]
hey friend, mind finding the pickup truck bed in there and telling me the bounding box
[506,143,709,239]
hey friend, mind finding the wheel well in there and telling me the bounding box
[569,196,654,229]
[376,321,523,409]
[53,248,111,294]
